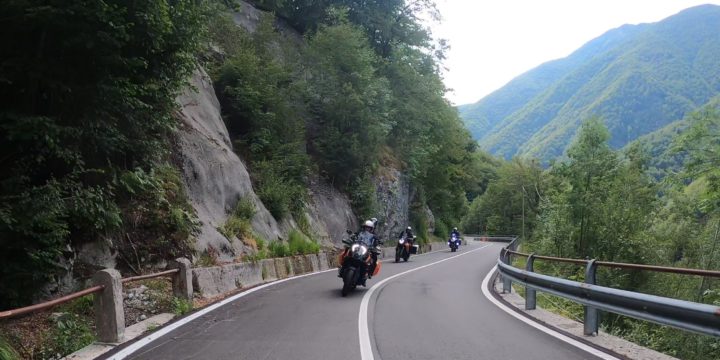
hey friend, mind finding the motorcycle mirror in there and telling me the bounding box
[346,229,353,234]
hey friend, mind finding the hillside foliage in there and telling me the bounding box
[463,110,720,359]
[209,1,490,239]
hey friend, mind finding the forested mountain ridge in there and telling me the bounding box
[457,22,645,141]
[460,4,720,162]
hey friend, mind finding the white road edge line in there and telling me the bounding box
[110,241,476,359]
[359,244,492,360]
[109,267,338,359]
[480,266,621,360]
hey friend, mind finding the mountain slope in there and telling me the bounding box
[460,4,720,162]
[457,23,645,141]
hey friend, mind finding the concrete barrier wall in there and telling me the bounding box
[192,242,453,298]
[192,253,338,298]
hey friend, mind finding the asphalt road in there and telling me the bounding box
[107,241,602,360]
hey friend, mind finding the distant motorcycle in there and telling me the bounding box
[449,234,461,252]
[395,235,418,262]
[338,231,382,296]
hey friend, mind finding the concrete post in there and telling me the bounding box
[525,254,536,310]
[584,259,599,336]
[170,258,193,301]
[93,269,124,343]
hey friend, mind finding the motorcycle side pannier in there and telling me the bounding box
[410,244,419,254]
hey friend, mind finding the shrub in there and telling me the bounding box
[234,197,256,220]
[172,297,193,316]
[39,316,95,358]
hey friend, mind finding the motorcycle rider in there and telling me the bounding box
[399,226,414,242]
[451,227,461,239]
[357,220,381,283]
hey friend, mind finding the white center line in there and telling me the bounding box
[358,244,492,360]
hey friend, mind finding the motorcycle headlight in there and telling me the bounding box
[399,239,405,244]
[357,245,368,256]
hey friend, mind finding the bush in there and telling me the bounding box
[234,197,257,220]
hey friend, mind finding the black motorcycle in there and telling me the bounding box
[395,235,417,262]
[339,231,381,296]
[449,234,461,252]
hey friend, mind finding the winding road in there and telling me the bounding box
[103,241,608,360]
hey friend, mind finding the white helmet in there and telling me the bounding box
[407,226,412,230]
[363,220,374,228]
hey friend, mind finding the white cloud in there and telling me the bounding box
[431,0,720,105]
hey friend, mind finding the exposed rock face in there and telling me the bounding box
[304,177,358,245]
[374,167,410,242]
[175,69,287,257]
[175,68,358,254]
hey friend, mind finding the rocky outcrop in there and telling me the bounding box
[175,69,288,258]
[374,167,411,241]
[304,177,358,245]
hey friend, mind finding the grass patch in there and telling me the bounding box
[288,230,320,255]
[268,241,290,257]
[57,294,93,317]
[0,336,20,360]
[196,246,220,267]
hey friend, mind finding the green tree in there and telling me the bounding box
[305,18,392,187]
[0,0,206,306]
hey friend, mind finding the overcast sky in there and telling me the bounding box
[431,1,720,105]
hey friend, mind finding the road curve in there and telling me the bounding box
[103,241,604,360]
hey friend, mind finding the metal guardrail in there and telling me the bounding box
[495,237,720,337]
[0,260,191,343]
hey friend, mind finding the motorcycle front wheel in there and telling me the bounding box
[342,268,356,297]
[395,248,401,263]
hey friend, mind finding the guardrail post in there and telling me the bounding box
[584,259,599,336]
[170,257,193,301]
[93,269,125,343]
[502,249,512,293]
[525,254,536,310]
